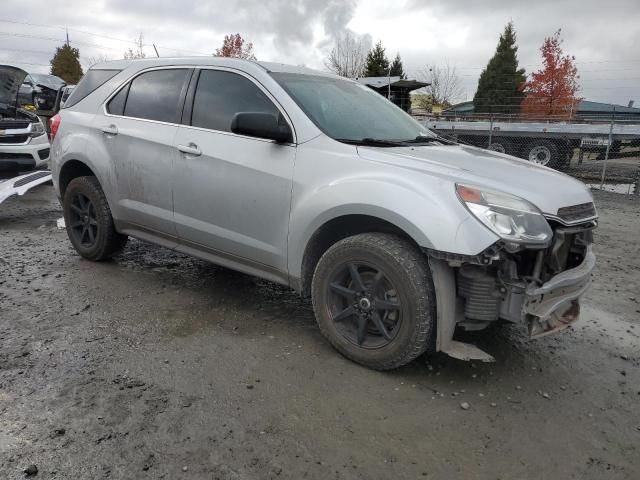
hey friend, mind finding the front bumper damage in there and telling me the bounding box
[428,220,596,362]
[524,245,595,337]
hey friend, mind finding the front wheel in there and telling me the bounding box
[63,176,128,261]
[311,233,436,370]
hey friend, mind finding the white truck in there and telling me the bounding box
[421,118,640,170]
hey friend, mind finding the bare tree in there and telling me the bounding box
[85,53,112,68]
[325,31,368,78]
[123,33,146,60]
[418,63,465,108]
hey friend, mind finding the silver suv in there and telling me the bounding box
[50,58,596,369]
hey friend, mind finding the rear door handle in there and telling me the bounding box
[177,143,202,156]
[101,124,118,135]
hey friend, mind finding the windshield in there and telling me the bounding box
[30,74,65,88]
[271,72,434,143]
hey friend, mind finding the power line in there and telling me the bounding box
[0,60,50,67]
[0,19,211,56]
[0,47,53,55]
[0,31,122,50]
[0,18,144,46]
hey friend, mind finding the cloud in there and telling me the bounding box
[0,0,638,104]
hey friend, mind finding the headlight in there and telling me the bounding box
[456,184,552,247]
[30,121,46,137]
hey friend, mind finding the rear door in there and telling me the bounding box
[172,68,296,275]
[95,67,191,241]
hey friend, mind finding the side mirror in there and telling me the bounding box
[231,112,293,143]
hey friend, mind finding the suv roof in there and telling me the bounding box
[90,57,337,78]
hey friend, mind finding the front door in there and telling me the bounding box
[172,68,296,275]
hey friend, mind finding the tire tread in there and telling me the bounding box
[312,233,435,370]
[63,176,127,261]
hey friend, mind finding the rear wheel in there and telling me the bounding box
[311,233,435,370]
[488,139,513,155]
[525,140,559,167]
[63,176,127,261]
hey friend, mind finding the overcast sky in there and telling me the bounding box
[1,0,639,105]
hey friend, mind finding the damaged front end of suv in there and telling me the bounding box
[430,184,597,361]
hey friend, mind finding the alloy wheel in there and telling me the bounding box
[68,192,98,248]
[326,262,402,349]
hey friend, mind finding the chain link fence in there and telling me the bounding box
[410,110,640,197]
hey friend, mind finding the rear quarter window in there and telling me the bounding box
[63,69,121,109]
[106,84,129,116]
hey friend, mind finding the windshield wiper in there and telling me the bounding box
[399,135,437,144]
[337,135,456,147]
[398,135,457,145]
[336,138,406,147]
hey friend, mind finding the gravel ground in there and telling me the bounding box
[566,157,640,187]
[0,184,639,480]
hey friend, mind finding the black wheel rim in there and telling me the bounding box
[68,192,98,248]
[326,262,402,349]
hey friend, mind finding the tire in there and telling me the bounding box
[311,233,436,370]
[525,140,559,167]
[62,176,127,261]
[487,138,513,155]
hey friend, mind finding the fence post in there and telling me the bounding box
[599,115,614,190]
[488,116,494,148]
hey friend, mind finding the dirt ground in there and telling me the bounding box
[567,156,640,187]
[0,183,639,480]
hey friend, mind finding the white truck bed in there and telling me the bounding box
[422,119,640,140]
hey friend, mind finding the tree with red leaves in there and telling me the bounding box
[215,33,256,60]
[521,30,580,119]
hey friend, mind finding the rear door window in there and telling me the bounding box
[190,70,279,132]
[124,69,189,123]
[64,69,120,108]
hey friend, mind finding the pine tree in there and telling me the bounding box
[364,41,390,77]
[389,53,406,79]
[50,43,83,84]
[472,22,526,114]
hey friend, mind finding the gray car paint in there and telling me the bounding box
[50,57,594,290]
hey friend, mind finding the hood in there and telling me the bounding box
[356,143,593,216]
[0,65,28,110]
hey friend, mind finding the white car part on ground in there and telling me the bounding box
[0,170,52,206]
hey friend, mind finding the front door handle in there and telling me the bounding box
[177,143,202,156]
[101,124,118,135]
